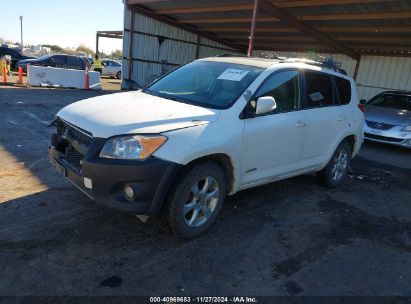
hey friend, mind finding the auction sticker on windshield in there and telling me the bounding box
[217,69,249,81]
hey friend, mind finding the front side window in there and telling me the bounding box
[335,76,352,105]
[367,93,411,110]
[255,70,300,113]
[304,71,335,108]
[145,61,263,109]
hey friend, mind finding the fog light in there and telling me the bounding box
[123,184,135,201]
[84,178,93,189]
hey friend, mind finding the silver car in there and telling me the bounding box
[102,59,122,79]
[363,91,411,148]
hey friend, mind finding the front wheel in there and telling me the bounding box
[116,71,121,79]
[318,141,352,188]
[165,162,226,239]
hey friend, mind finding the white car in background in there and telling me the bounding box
[49,56,364,239]
[102,59,122,79]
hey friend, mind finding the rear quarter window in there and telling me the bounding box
[304,71,335,107]
[335,76,352,105]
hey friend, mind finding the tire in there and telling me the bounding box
[318,141,352,188]
[116,71,121,79]
[165,162,227,239]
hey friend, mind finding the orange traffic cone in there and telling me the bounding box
[18,66,23,84]
[2,65,6,83]
[84,66,89,90]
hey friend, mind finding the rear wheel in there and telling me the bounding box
[165,162,226,239]
[318,141,352,188]
[116,71,121,79]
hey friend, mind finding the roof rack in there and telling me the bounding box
[282,57,347,75]
[214,53,347,75]
[215,53,248,58]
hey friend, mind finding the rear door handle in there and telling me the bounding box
[338,116,346,122]
[296,121,306,127]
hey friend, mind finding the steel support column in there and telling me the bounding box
[96,33,99,54]
[353,55,361,81]
[127,10,135,80]
[195,35,200,59]
[247,0,259,56]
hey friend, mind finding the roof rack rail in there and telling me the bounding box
[282,57,347,75]
[215,53,248,57]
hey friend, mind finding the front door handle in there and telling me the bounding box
[296,121,306,127]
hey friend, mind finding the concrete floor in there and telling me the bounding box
[0,88,410,296]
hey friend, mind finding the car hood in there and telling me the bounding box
[365,105,411,126]
[57,90,221,138]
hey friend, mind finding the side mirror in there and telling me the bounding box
[359,99,366,104]
[255,96,277,115]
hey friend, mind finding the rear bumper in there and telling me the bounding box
[48,145,181,213]
[364,125,411,148]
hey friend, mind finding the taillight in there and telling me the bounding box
[358,104,366,113]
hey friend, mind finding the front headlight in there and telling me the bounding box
[100,135,167,160]
[401,126,411,132]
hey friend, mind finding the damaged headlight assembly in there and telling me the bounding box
[100,135,167,160]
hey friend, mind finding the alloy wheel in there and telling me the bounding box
[183,176,220,227]
[331,149,348,182]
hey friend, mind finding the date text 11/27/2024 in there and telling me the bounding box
[149,297,258,303]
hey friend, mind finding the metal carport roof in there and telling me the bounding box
[125,0,411,60]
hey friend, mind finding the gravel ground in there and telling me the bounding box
[0,87,411,296]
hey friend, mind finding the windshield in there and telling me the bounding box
[367,93,411,111]
[144,60,263,109]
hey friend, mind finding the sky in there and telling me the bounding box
[1,0,124,54]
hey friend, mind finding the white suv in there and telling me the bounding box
[49,56,364,239]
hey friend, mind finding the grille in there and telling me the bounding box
[57,120,92,172]
[64,123,92,146]
[365,133,404,143]
[366,120,395,131]
[64,146,84,171]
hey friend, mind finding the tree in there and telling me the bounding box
[76,44,95,57]
[111,49,122,60]
[42,44,64,53]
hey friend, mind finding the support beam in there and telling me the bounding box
[128,4,243,52]
[127,12,135,81]
[258,0,361,60]
[201,25,411,33]
[247,0,259,56]
[96,31,123,54]
[317,25,411,32]
[178,11,411,23]
[300,10,411,21]
[222,35,317,42]
[195,35,200,59]
[201,27,299,33]
[353,56,361,81]
[277,0,395,7]
[179,17,279,24]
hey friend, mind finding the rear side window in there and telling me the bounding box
[52,55,67,65]
[304,71,334,108]
[255,70,300,113]
[67,56,83,69]
[335,76,352,104]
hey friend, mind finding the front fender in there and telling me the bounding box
[154,123,243,194]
